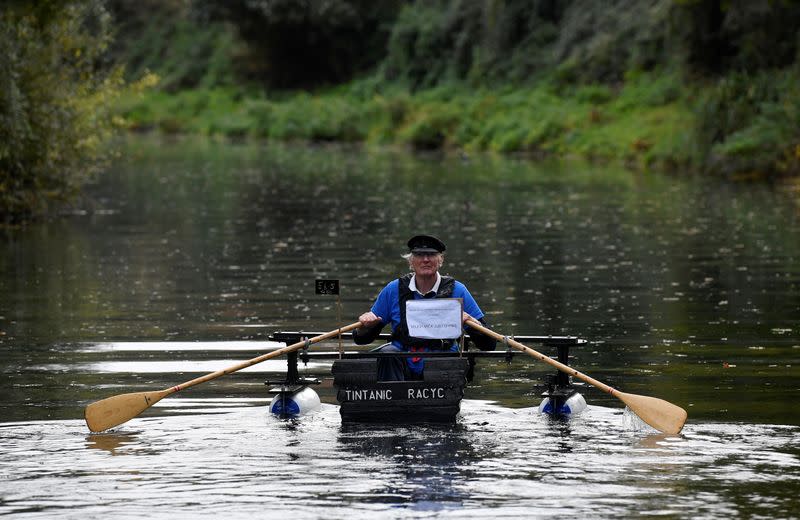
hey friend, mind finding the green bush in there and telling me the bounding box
[703,69,800,176]
[0,1,125,224]
[109,0,237,91]
[574,84,614,105]
[397,104,462,149]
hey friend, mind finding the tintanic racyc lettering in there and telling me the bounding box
[342,387,447,400]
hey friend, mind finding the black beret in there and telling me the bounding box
[407,234,446,254]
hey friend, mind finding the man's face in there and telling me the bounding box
[411,252,440,277]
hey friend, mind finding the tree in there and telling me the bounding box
[0,0,123,224]
[197,0,405,89]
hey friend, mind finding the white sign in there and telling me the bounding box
[405,298,463,339]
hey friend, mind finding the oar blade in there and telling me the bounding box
[85,390,169,432]
[617,391,688,435]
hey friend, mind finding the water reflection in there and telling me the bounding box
[540,416,576,453]
[338,423,479,511]
[0,403,797,519]
[2,138,799,425]
[86,432,140,455]
[1,136,800,517]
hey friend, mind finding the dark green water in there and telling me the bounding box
[0,135,798,518]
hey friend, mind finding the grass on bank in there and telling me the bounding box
[115,68,800,178]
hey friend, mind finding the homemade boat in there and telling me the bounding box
[266,331,587,422]
[84,321,685,435]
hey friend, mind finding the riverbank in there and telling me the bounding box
[115,68,798,180]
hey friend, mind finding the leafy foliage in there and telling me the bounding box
[694,68,800,177]
[119,69,697,173]
[8,0,798,199]
[106,0,236,91]
[382,0,677,88]
[107,0,800,179]
[0,1,125,224]
[193,0,404,89]
[383,0,564,88]
[674,0,800,75]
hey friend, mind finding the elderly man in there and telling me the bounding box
[355,234,495,380]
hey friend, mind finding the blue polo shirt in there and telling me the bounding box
[371,277,485,351]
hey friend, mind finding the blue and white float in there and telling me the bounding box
[538,392,587,415]
[268,386,321,417]
[265,349,322,418]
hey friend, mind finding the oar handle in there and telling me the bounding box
[466,318,617,396]
[164,322,363,396]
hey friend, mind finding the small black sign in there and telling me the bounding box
[315,279,340,295]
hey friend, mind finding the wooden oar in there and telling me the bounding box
[85,322,362,432]
[466,318,687,435]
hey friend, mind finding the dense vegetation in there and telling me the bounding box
[112,0,800,179]
[0,1,126,224]
[4,0,800,222]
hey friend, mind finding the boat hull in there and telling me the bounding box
[333,357,469,423]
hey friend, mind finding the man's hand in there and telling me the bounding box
[359,311,383,328]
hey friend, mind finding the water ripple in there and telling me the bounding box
[1,402,798,519]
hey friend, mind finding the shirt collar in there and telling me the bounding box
[409,272,441,296]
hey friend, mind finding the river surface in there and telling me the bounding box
[1,136,799,518]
